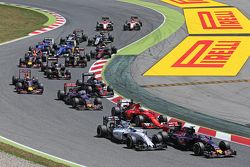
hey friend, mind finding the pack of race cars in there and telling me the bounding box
[97,100,237,157]
[11,16,237,157]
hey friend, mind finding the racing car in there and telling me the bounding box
[87,32,114,46]
[96,17,113,31]
[60,29,87,45]
[76,72,114,97]
[71,90,103,110]
[111,99,168,128]
[42,57,71,80]
[56,40,77,57]
[12,69,44,94]
[123,16,142,31]
[65,48,89,67]
[157,123,236,158]
[19,52,42,68]
[57,83,81,105]
[97,116,167,151]
[89,44,117,59]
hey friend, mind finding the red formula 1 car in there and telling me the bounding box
[123,16,142,31]
[111,99,168,128]
[96,17,113,31]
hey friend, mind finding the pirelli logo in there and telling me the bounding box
[169,0,209,4]
[144,36,250,76]
[198,11,242,29]
[184,8,250,34]
[161,0,226,8]
[172,40,240,68]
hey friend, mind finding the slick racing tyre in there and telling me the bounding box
[193,142,205,156]
[127,135,137,149]
[97,125,108,137]
[134,115,144,127]
[219,141,230,151]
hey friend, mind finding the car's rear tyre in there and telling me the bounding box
[94,98,102,105]
[219,141,230,151]
[97,125,108,137]
[12,76,18,85]
[76,80,83,86]
[16,82,22,89]
[57,90,65,100]
[85,54,91,61]
[72,97,80,108]
[193,142,205,156]
[127,135,137,149]
[38,83,44,89]
[159,131,168,143]
[152,133,163,144]
[134,115,144,127]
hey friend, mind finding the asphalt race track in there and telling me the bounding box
[0,0,249,167]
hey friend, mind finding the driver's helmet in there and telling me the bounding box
[79,90,86,95]
[100,32,104,36]
[69,88,73,92]
[121,104,128,110]
[55,63,59,68]
[25,76,30,81]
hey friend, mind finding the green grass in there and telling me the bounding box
[0,5,48,43]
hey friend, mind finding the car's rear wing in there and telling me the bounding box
[101,17,110,20]
[19,69,31,79]
[82,72,95,82]
[103,116,120,126]
[64,83,77,87]
[43,38,54,45]
[64,83,78,92]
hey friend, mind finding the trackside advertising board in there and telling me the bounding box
[161,0,226,8]
[144,36,250,76]
[184,8,250,34]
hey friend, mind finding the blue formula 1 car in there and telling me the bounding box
[56,40,77,57]
[157,124,237,158]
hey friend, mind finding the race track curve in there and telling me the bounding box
[0,0,249,167]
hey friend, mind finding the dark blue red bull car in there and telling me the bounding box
[158,124,236,158]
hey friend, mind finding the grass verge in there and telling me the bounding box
[0,142,69,167]
[0,4,48,43]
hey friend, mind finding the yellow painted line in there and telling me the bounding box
[184,7,250,35]
[141,79,250,88]
[161,0,227,8]
[144,36,250,76]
